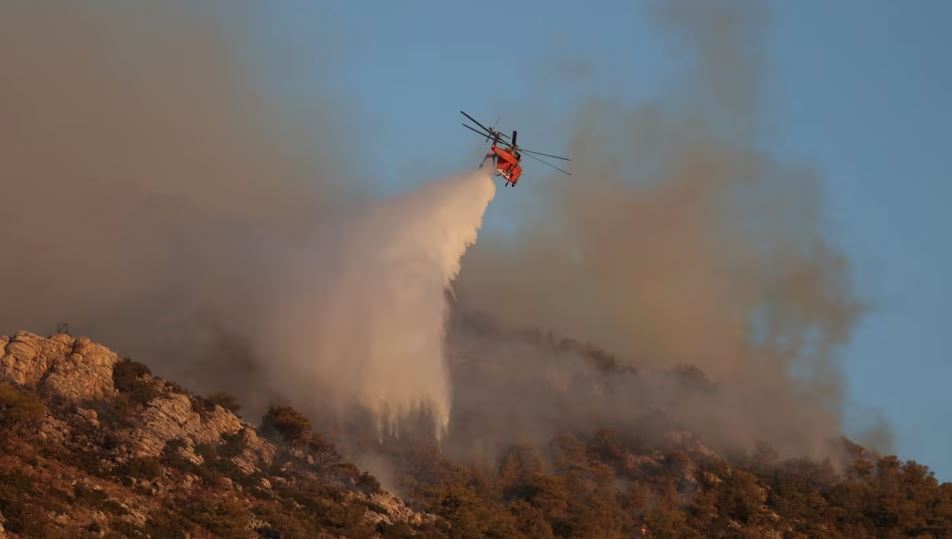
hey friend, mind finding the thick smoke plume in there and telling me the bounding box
[451,0,866,460]
[0,2,349,404]
[0,1,498,437]
[1,0,871,467]
[0,4,343,318]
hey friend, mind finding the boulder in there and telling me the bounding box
[75,407,100,428]
[38,414,70,444]
[131,394,242,458]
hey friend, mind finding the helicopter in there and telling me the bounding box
[460,111,570,187]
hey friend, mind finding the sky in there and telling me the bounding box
[232,1,951,478]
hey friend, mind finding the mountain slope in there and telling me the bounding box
[0,331,434,538]
[1,331,950,538]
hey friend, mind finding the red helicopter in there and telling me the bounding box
[461,111,570,187]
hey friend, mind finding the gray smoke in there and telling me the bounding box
[450,0,867,461]
[0,0,873,465]
[0,1,354,412]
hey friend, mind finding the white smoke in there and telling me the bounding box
[258,172,496,438]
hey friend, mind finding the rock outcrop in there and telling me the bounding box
[230,426,277,474]
[0,331,434,538]
[42,336,118,401]
[364,491,435,528]
[131,393,242,458]
[0,332,117,400]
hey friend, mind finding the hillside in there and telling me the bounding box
[0,332,433,538]
[2,331,951,538]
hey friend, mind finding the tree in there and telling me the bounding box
[205,391,241,413]
[262,405,311,444]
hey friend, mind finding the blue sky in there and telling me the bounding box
[242,1,951,478]
[768,1,952,479]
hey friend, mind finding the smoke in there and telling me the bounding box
[450,0,866,460]
[0,2,499,437]
[0,0,872,467]
[0,1,359,407]
[258,172,495,438]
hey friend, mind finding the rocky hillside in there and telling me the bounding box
[0,331,435,538]
[2,331,951,539]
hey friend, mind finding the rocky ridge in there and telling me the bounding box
[0,331,435,538]
[1,332,116,401]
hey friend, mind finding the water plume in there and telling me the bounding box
[259,172,496,438]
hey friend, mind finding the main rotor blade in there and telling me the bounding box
[524,152,572,175]
[462,123,491,138]
[461,111,510,139]
[460,111,493,134]
[519,148,570,161]
[462,123,514,148]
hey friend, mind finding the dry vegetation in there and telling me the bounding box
[0,334,431,538]
[1,334,950,538]
[391,432,952,538]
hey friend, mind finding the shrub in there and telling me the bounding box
[358,471,381,492]
[205,392,241,413]
[306,432,344,469]
[196,442,220,462]
[0,383,46,429]
[160,439,197,473]
[43,442,109,477]
[119,457,162,481]
[251,500,325,538]
[0,501,64,537]
[112,358,159,405]
[219,431,245,458]
[112,357,151,387]
[179,497,253,538]
[92,399,137,430]
[262,406,311,444]
[73,484,128,515]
